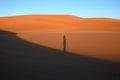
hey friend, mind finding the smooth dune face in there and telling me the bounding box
[17,31,120,62]
[0,15,120,33]
[0,15,83,33]
[17,32,63,51]
[0,15,120,62]
[66,31,120,61]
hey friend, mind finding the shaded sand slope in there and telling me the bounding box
[0,15,120,32]
[0,30,120,80]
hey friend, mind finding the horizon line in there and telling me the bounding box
[0,14,120,20]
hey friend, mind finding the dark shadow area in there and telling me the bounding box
[0,30,16,34]
[0,30,120,80]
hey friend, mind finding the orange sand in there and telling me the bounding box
[0,15,120,33]
[0,15,120,62]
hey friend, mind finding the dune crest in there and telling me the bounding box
[0,15,120,33]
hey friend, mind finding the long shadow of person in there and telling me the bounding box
[63,35,66,52]
[0,30,120,80]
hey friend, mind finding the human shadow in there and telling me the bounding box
[63,35,66,52]
[0,30,120,80]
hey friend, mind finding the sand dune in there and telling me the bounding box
[1,30,119,80]
[17,31,120,62]
[0,15,120,33]
[0,15,120,62]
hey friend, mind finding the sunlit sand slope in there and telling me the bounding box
[0,15,120,62]
[0,15,120,32]
[17,31,120,62]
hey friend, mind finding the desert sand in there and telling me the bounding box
[0,15,120,62]
[0,15,120,80]
[0,15,120,33]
